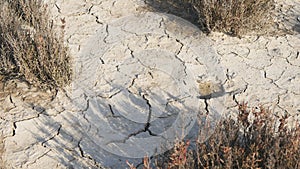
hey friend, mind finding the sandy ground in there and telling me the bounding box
[0,0,299,168]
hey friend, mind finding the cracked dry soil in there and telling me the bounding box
[1,0,300,169]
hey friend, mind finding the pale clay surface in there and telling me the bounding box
[1,0,299,168]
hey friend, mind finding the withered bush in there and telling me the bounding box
[0,0,71,90]
[183,0,275,36]
[129,102,300,168]
[146,0,275,36]
[192,102,300,169]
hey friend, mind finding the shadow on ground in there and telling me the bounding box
[28,85,217,168]
[292,2,300,34]
[145,0,202,30]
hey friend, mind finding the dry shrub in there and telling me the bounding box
[128,102,300,168]
[0,0,71,91]
[147,0,276,36]
[185,0,275,36]
[194,102,300,168]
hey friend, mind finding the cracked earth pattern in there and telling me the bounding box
[0,0,299,168]
[72,11,227,160]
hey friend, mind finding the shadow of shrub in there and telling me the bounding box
[145,0,201,29]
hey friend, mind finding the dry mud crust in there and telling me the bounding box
[1,11,226,169]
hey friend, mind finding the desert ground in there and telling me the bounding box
[0,0,299,168]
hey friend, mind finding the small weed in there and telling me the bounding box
[168,140,190,169]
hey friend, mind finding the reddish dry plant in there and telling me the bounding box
[168,140,190,169]
[127,102,300,168]
[238,101,250,127]
[195,102,300,168]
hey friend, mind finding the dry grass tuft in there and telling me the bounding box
[146,0,276,36]
[185,0,275,36]
[0,0,71,91]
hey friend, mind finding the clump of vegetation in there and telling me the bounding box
[190,102,300,168]
[0,0,71,91]
[146,0,275,36]
[128,102,300,168]
[187,0,275,36]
